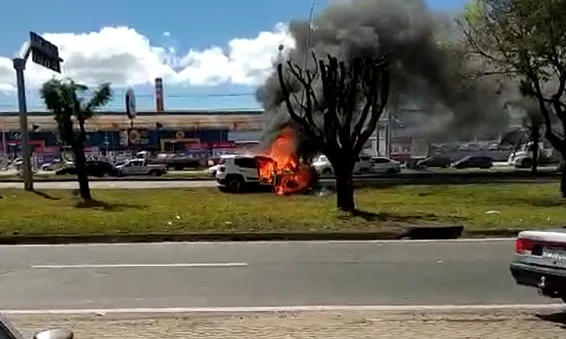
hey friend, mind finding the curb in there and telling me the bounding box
[0,226,468,245]
[464,229,524,238]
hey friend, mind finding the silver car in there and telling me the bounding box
[510,229,566,301]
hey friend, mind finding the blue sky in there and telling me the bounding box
[0,0,468,112]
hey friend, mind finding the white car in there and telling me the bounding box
[215,154,268,192]
[312,154,374,176]
[510,229,566,302]
[115,159,167,176]
[370,156,402,175]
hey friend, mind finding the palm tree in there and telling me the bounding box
[40,79,112,201]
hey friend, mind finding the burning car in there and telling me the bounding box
[215,128,318,194]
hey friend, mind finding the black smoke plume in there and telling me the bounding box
[255,0,513,148]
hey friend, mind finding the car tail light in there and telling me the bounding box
[515,238,535,254]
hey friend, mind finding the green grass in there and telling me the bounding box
[0,183,564,236]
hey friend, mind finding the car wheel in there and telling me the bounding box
[149,170,159,176]
[386,168,396,175]
[521,158,533,168]
[226,176,245,193]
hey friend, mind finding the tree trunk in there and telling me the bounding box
[333,158,355,212]
[73,145,92,201]
[336,173,355,211]
[561,159,566,199]
[531,131,540,174]
[74,121,92,201]
[531,143,539,174]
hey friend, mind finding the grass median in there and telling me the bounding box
[0,183,564,236]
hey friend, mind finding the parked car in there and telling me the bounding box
[0,313,73,339]
[312,154,374,176]
[55,160,121,177]
[115,159,167,176]
[452,156,493,169]
[370,156,402,174]
[416,155,451,169]
[40,159,73,171]
[510,229,566,302]
[207,155,234,177]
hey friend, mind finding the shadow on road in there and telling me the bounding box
[536,312,566,329]
[75,199,147,211]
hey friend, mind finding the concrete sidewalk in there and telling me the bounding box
[8,310,566,339]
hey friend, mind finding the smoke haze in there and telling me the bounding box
[255,0,514,145]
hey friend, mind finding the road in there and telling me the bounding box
[0,239,554,311]
[0,180,218,189]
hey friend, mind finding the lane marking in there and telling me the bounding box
[2,304,564,315]
[30,263,248,269]
[0,238,516,248]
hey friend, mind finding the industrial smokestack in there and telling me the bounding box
[155,78,164,112]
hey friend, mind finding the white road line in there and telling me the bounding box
[0,238,516,248]
[2,304,564,315]
[29,263,248,269]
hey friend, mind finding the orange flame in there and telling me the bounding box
[256,127,316,195]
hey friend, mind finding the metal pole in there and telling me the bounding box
[13,56,33,191]
[384,109,391,158]
[1,129,6,155]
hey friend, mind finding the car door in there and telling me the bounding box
[235,157,260,182]
[371,157,390,173]
[131,160,146,175]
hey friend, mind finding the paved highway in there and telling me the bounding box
[0,239,552,310]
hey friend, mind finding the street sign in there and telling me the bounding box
[29,32,63,73]
[125,88,136,119]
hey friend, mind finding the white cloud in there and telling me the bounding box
[0,24,295,93]
[163,31,171,37]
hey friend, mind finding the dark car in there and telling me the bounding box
[452,156,494,169]
[56,160,121,177]
[416,155,452,169]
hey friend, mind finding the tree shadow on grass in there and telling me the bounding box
[500,196,566,207]
[75,199,147,212]
[536,312,566,329]
[32,190,61,201]
[342,209,466,223]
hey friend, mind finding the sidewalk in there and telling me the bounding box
[8,310,566,339]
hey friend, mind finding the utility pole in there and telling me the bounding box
[13,32,63,191]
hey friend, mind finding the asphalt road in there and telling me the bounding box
[0,180,218,189]
[0,240,552,310]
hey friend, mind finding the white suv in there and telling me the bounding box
[215,154,268,192]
